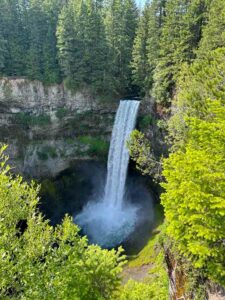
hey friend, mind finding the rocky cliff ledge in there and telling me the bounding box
[0,77,119,177]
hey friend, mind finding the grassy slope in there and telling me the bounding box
[119,204,169,299]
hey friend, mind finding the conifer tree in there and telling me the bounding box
[131,3,151,95]
[26,0,62,83]
[168,47,225,150]
[0,0,28,76]
[57,0,109,93]
[152,0,207,103]
[162,98,225,285]
[105,0,138,95]
[197,0,225,57]
[131,0,166,95]
[0,30,6,73]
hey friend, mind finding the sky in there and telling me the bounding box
[135,0,147,8]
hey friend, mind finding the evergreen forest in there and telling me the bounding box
[0,0,225,299]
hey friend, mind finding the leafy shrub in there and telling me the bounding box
[78,136,109,157]
[119,221,168,300]
[119,280,157,300]
[14,112,51,126]
[138,114,154,130]
[156,119,167,130]
[56,108,69,119]
[162,99,225,285]
[37,146,57,160]
[37,151,48,161]
[0,145,126,299]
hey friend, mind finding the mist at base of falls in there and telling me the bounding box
[40,160,155,251]
[75,197,139,248]
[74,177,154,248]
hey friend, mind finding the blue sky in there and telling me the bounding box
[135,0,146,8]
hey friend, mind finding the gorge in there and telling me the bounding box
[1,0,225,298]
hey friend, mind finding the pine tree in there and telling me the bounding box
[42,0,62,84]
[82,0,110,94]
[197,0,225,57]
[57,0,109,93]
[105,0,138,95]
[0,0,28,76]
[152,0,207,103]
[168,47,225,150]
[131,3,151,95]
[162,99,225,285]
[0,29,6,74]
[26,0,62,83]
[146,0,166,90]
[131,0,166,95]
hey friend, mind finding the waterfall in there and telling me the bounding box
[104,100,140,207]
[75,100,140,247]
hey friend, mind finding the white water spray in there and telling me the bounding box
[75,100,140,247]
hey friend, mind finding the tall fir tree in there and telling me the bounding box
[197,0,225,57]
[26,0,62,83]
[152,0,207,103]
[105,0,138,95]
[131,0,166,95]
[57,0,109,93]
[0,0,28,76]
[131,3,151,95]
[0,28,6,73]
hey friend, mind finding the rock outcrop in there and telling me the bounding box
[0,77,117,177]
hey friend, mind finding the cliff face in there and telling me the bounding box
[0,78,117,177]
[165,248,225,300]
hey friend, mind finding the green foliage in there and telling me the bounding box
[127,130,161,181]
[119,280,158,300]
[152,0,208,103]
[130,0,210,104]
[131,2,151,95]
[0,29,6,72]
[0,145,126,299]
[131,0,165,95]
[24,0,62,83]
[0,0,62,83]
[78,135,109,157]
[0,0,138,95]
[197,0,225,57]
[168,47,225,149]
[14,112,51,126]
[119,221,168,300]
[37,146,58,160]
[104,0,138,95]
[0,0,27,76]
[138,114,153,130]
[56,107,69,119]
[156,119,167,131]
[161,99,225,285]
[57,0,110,93]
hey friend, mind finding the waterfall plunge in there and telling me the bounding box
[75,100,140,247]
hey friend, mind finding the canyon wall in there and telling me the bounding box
[0,78,117,177]
[0,77,157,178]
